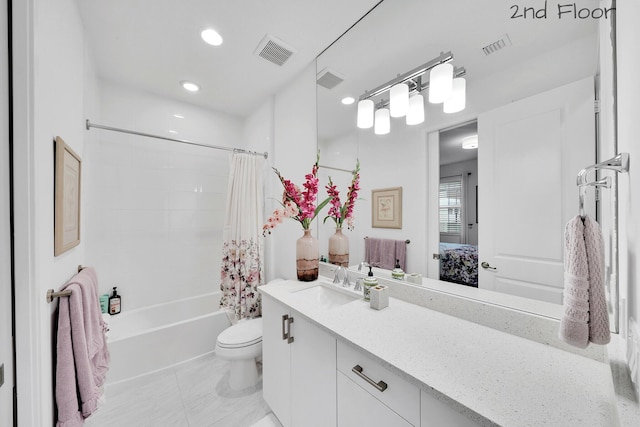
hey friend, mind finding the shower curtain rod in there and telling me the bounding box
[85,119,269,159]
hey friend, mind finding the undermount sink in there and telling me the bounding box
[291,284,359,309]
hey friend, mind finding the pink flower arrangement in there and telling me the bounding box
[324,160,360,230]
[263,152,330,236]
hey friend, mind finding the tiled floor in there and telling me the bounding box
[85,352,279,427]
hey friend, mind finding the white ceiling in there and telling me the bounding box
[77,0,382,117]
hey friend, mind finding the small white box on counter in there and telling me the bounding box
[369,285,389,310]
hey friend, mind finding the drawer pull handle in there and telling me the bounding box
[352,365,388,392]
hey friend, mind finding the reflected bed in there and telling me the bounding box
[439,243,478,287]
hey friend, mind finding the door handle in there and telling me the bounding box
[282,314,295,343]
[481,261,497,271]
[286,316,294,344]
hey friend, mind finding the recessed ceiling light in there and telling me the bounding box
[341,97,355,105]
[201,28,223,46]
[180,80,200,92]
[168,130,178,134]
[173,113,184,119]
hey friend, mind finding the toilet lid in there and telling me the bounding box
[217,318,263,348]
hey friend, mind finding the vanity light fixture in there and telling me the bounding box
[443,77,466,113]
[201,28,223,46]
[462,135,478,149]
[374,107,391,135]
[341,97,355,105]
[390,82,409,117]
[357,99,374,128]
[356,52,466,134]
[181,80,200,92]
[428,63,453,104]
[406,93,425,125]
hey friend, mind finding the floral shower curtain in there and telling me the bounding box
[219,152,265,320]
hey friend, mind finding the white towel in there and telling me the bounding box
[559,215,610,348]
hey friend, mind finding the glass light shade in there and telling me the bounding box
[357,99,374,129]
[428,63,453,103]
[443,78,466,113]
[374,108,390,135]
[390,83,409,117]
[406,94,425,125]
[462,135,478,149]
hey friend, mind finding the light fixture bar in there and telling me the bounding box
[359,52,453,101]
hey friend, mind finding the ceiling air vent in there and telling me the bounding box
[316,67,345,89]
[482,34,512,56]
[254,34,296,66]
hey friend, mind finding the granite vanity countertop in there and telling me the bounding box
[259,279,619,427]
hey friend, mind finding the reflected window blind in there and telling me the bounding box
[439,177,462,234]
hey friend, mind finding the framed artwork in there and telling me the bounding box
[54,136,82,256]
[372,186,402,229]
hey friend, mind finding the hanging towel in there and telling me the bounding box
[559,216,610,348]
[56,267,110,427]
[364,238,407,271]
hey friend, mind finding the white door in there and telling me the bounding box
[261,296,292,427]
[291,315,337,427]
[477,77,596,303]
[0,3,14,425]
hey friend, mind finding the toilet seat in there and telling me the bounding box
[217,318,263,349]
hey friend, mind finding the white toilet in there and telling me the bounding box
[215,317,263,390]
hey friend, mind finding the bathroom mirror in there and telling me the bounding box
[317,0,618,322]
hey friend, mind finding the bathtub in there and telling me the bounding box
[105,291,230,384]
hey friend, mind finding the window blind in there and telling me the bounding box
[439,177,462,234]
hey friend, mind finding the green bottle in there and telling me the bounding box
[363,266,378,301]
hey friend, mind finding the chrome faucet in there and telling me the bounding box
[358,261,370,272]
[333,266,345,285]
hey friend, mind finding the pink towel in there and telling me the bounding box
[364,238,407,271]
[559,216,610,348]
[56,267,110,426]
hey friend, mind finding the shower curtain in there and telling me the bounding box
[219,152,265,320]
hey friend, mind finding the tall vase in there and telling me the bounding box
[296,229,319,282]
[328,227,349,267]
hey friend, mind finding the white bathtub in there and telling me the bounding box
[105,292,230,384]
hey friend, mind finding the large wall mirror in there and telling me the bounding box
[317,0,618,325]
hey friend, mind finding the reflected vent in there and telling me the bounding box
[316,67,345,89]
[482,34,512,56]
[254,34,295,66]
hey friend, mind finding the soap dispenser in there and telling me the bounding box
[109,286,121,315]
[391,259,405,280]
[363,266,378,301]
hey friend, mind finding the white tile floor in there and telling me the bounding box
[85,352,281,427]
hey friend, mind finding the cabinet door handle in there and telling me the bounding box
[352,365,388,392]
[287,316,294,344]
[282,314,289,341]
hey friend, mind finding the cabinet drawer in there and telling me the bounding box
[337,341,419,426]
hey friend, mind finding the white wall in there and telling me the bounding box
[84,81,244,310]
[12,0,99,424]
[0,1,13,424]
[617,1,640,351]
[263,63,318,281]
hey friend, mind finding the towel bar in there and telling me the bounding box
[46,289,72,303]
[46,265,86,303]
[365,237,410,244]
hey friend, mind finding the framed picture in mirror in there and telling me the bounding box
[372,187,402,229]
[54,136,82,256]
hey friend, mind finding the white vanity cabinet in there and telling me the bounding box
[337,341,420,427]
[421,390,480,427]
[262,295,337,427]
